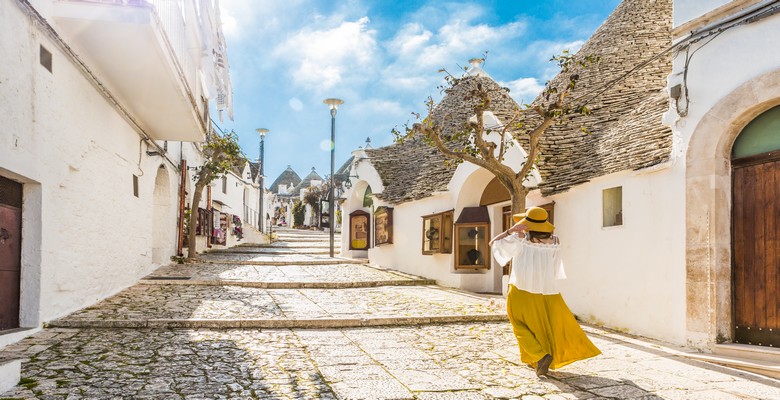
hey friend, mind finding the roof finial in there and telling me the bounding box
[364,137,372,149]
[465,58,491,78]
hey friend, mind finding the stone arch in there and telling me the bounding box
[152,165,173,264]
[685,68,780,349]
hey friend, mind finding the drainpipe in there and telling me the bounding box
[206,186,212,248]
[176,159,186,256]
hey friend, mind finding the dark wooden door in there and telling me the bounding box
[732,157,780,347]
[0,176,23,331]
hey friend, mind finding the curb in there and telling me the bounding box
[138,279,438,289]
[206,250,332,255]
[200,259,365,266]
[47,314,508,329]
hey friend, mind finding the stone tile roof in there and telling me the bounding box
[365,136,455,204]
[269,166,302,194]
[248,161,260,181]
[366,75,523,205]
[335,156,354,184]
[533,0,673,195]
[291,167,323,195]
[366,74,523,205]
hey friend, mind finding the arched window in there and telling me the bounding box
[731,105,780,159]
[363,186,373,208]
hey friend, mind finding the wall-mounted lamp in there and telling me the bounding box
[343,171,359,189]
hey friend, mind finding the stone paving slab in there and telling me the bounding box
[48,285,506,327]
[207,247,332,254]
[2,324,779,399]
[145,262,430,288]
[200,253,362,265]
[239,241,335,248]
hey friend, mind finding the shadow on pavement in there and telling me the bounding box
[0,329,336,399]
[548,371,661,399]
[586,328,780,389]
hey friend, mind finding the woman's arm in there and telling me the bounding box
[489,222,527,246]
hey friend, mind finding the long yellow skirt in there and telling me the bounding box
[507,284,601,370]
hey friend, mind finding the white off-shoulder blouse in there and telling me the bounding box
[492,234,567,295]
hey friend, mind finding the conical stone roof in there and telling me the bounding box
[532,0,673,195]
[292,167,324,195]
[269,165,302,194]
[368,69,522,205]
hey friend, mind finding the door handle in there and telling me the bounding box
[0,228,10,244]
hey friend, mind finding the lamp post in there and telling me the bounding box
[256,128,269,232]
[323,98,344,258]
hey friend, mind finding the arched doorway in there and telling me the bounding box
[152,166,172,264]
[684,68,780,349]
[730,105,780,348]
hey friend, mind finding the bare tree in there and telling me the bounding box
[395,52,597,215]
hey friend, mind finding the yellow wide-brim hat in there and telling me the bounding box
[519,206,554,233]
[512,213,526,223]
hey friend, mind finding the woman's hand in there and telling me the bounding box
[506,222,528,235]
[490,222,528,245]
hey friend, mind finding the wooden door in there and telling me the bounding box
[0,176,22,330]
[732,156,780,347]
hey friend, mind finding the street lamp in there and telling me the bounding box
[323,98,344,258]
[257,128,269,232]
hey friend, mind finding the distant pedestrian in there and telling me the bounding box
[490,206,600,377]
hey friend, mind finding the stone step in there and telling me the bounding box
[235,242,335,248]
[207,248,334,255]
[147,261,416,287]
[51,285,506,328]
[274,232,332,238]
[715,343,780,363]
[139,278,437,289]
[278,238,337,243]
[684,351,780,380]
[47,314,507,330]
[200,258,363,266]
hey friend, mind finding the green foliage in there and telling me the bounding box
[303,187,321,213]
[292,200,305,227]
[19,377,38,390]
[194,130,246,185]
[186,129,246,260]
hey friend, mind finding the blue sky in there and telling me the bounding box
[216,0,621,183]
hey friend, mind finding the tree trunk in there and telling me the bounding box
[187,181,207,260]
[510,183,528,216]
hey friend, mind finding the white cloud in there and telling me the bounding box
[387,23,433,57]
[501,78,545,104]
[273,16,378,91]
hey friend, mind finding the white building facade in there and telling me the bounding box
[0,0,260,344]
[665,0,780,351]
[342,0,780,359]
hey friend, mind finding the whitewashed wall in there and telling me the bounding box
[667,10,780,136]
[0,3,180,324]
[673,0,730,27]
[527,166,687,345]
[0,0,248,331]
[342,146,527,293]
[666,2,780,348]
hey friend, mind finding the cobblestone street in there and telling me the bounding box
[1,229,779,399]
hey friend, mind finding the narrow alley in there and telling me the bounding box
[1,230,778,399]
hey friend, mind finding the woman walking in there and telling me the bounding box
[490,207,600,377]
